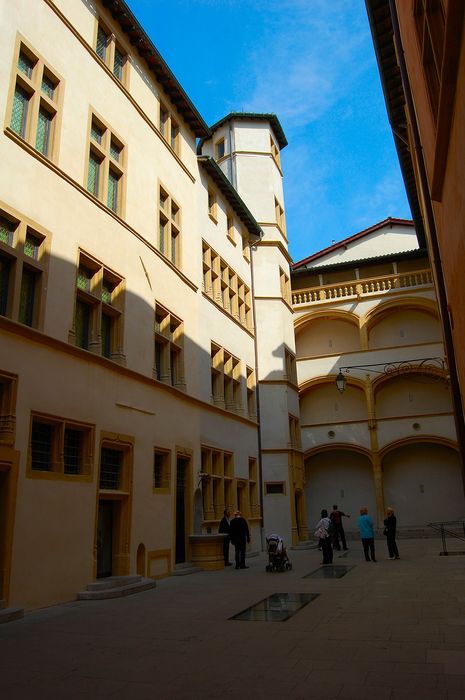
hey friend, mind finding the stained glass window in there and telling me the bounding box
[75,299,90,349]
[96,25,108,61]
[113,47,124,81]
[0,217,14,246]
[0,255,11,316]
[11,86,29,138]
[18,51,34,78]
[101,280,112,304]
[35,107,52,156]
[91,122,103,144]
[24,232,41,259]
[107,170,119,212]
[19,267,36,326]
[101,313,112,358]
[87,153,101,196]
[110,139,121,162]
[41,75,55,99]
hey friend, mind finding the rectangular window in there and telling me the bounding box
[100,447,122,489]
[35,107,52,156]
[96,25,109,61]
[210,342,243,413]
[31,421,53,471]
[9,41,61,161]
[87,114,125,216]
[18,266,37,326]
[113,46,125,81]
[72,251,124,362]
[153,302,184,388]
[159,104,180,154]
[153,449,170,490]
[29,414,93,478]
[202,241,252,332]
[0,208,47,328]
[11,86,30,139]
[0,371,18,446]
[270,135,281,168]
[275,197,285,233]
[157,185,181,267]
[215,138,225,160]
[0,255,12,316]
[265,482,285,495]
[64,428,83,474]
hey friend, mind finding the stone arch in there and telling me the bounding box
[380,437,463,526]
[373,368,452,419]
[300,375,368,427]
[361,297,441,350]
[295,309,361,358]
[304,446,375,530]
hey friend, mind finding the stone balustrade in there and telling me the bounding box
[292,269,433,306]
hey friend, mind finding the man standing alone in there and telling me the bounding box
[229,510,250,569]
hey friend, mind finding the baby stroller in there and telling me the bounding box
[265,534,292,572]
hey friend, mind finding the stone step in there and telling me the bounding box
[77,577,156,601]
[0,606,24,624]
[86,575,142,592]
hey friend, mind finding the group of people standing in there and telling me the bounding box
[315,504,400,564]
[218,509,250,569]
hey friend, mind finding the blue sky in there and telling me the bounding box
[129,0,411,263]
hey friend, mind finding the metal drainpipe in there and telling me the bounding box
[249,241,266,551]
[389,0,465,476]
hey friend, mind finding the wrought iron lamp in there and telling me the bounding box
[335,357,446,393]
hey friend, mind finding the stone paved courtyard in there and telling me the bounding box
[1,537,465,699]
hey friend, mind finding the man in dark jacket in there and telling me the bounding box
[229,510,250,569]
[330,504,350,550]
[218,509,232,566]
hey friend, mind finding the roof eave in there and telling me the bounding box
[197,156,263,240]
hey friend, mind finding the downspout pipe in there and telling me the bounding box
[388,0,465,477]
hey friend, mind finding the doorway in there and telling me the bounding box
[97,500,113,578]
[175,457,188,564]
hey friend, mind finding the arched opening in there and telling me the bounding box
[304,448,374,531]
[381,442,464,526]
[295,315,360,358]
[367,306,441,349]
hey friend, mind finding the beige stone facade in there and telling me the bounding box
[292,219,462,532]
[1,0,462,612]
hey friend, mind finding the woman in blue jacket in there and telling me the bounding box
[357,507,376,562]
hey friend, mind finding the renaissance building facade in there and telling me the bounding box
[0,0,462,613]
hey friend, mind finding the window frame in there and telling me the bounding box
[157,183,181,268]
[7,35,63,163]
[153,302,185,389]
[27,412,94,481]
[94,18,129,87]
[0,203,49,330]
[153,447,171,493]
[85,110,126,217]
[71,250,125,363]
[159,101,181,155]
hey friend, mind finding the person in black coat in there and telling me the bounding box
[218,508,232,566]
[229,510,250,569]
[384,507,400,560]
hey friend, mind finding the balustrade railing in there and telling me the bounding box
[292,269,433,306]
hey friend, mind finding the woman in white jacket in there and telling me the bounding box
[315,509,333,564]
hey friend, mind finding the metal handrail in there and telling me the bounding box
[427,519,465,556]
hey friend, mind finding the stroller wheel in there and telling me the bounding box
[266,564,272,572]
[286,562,292,570]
